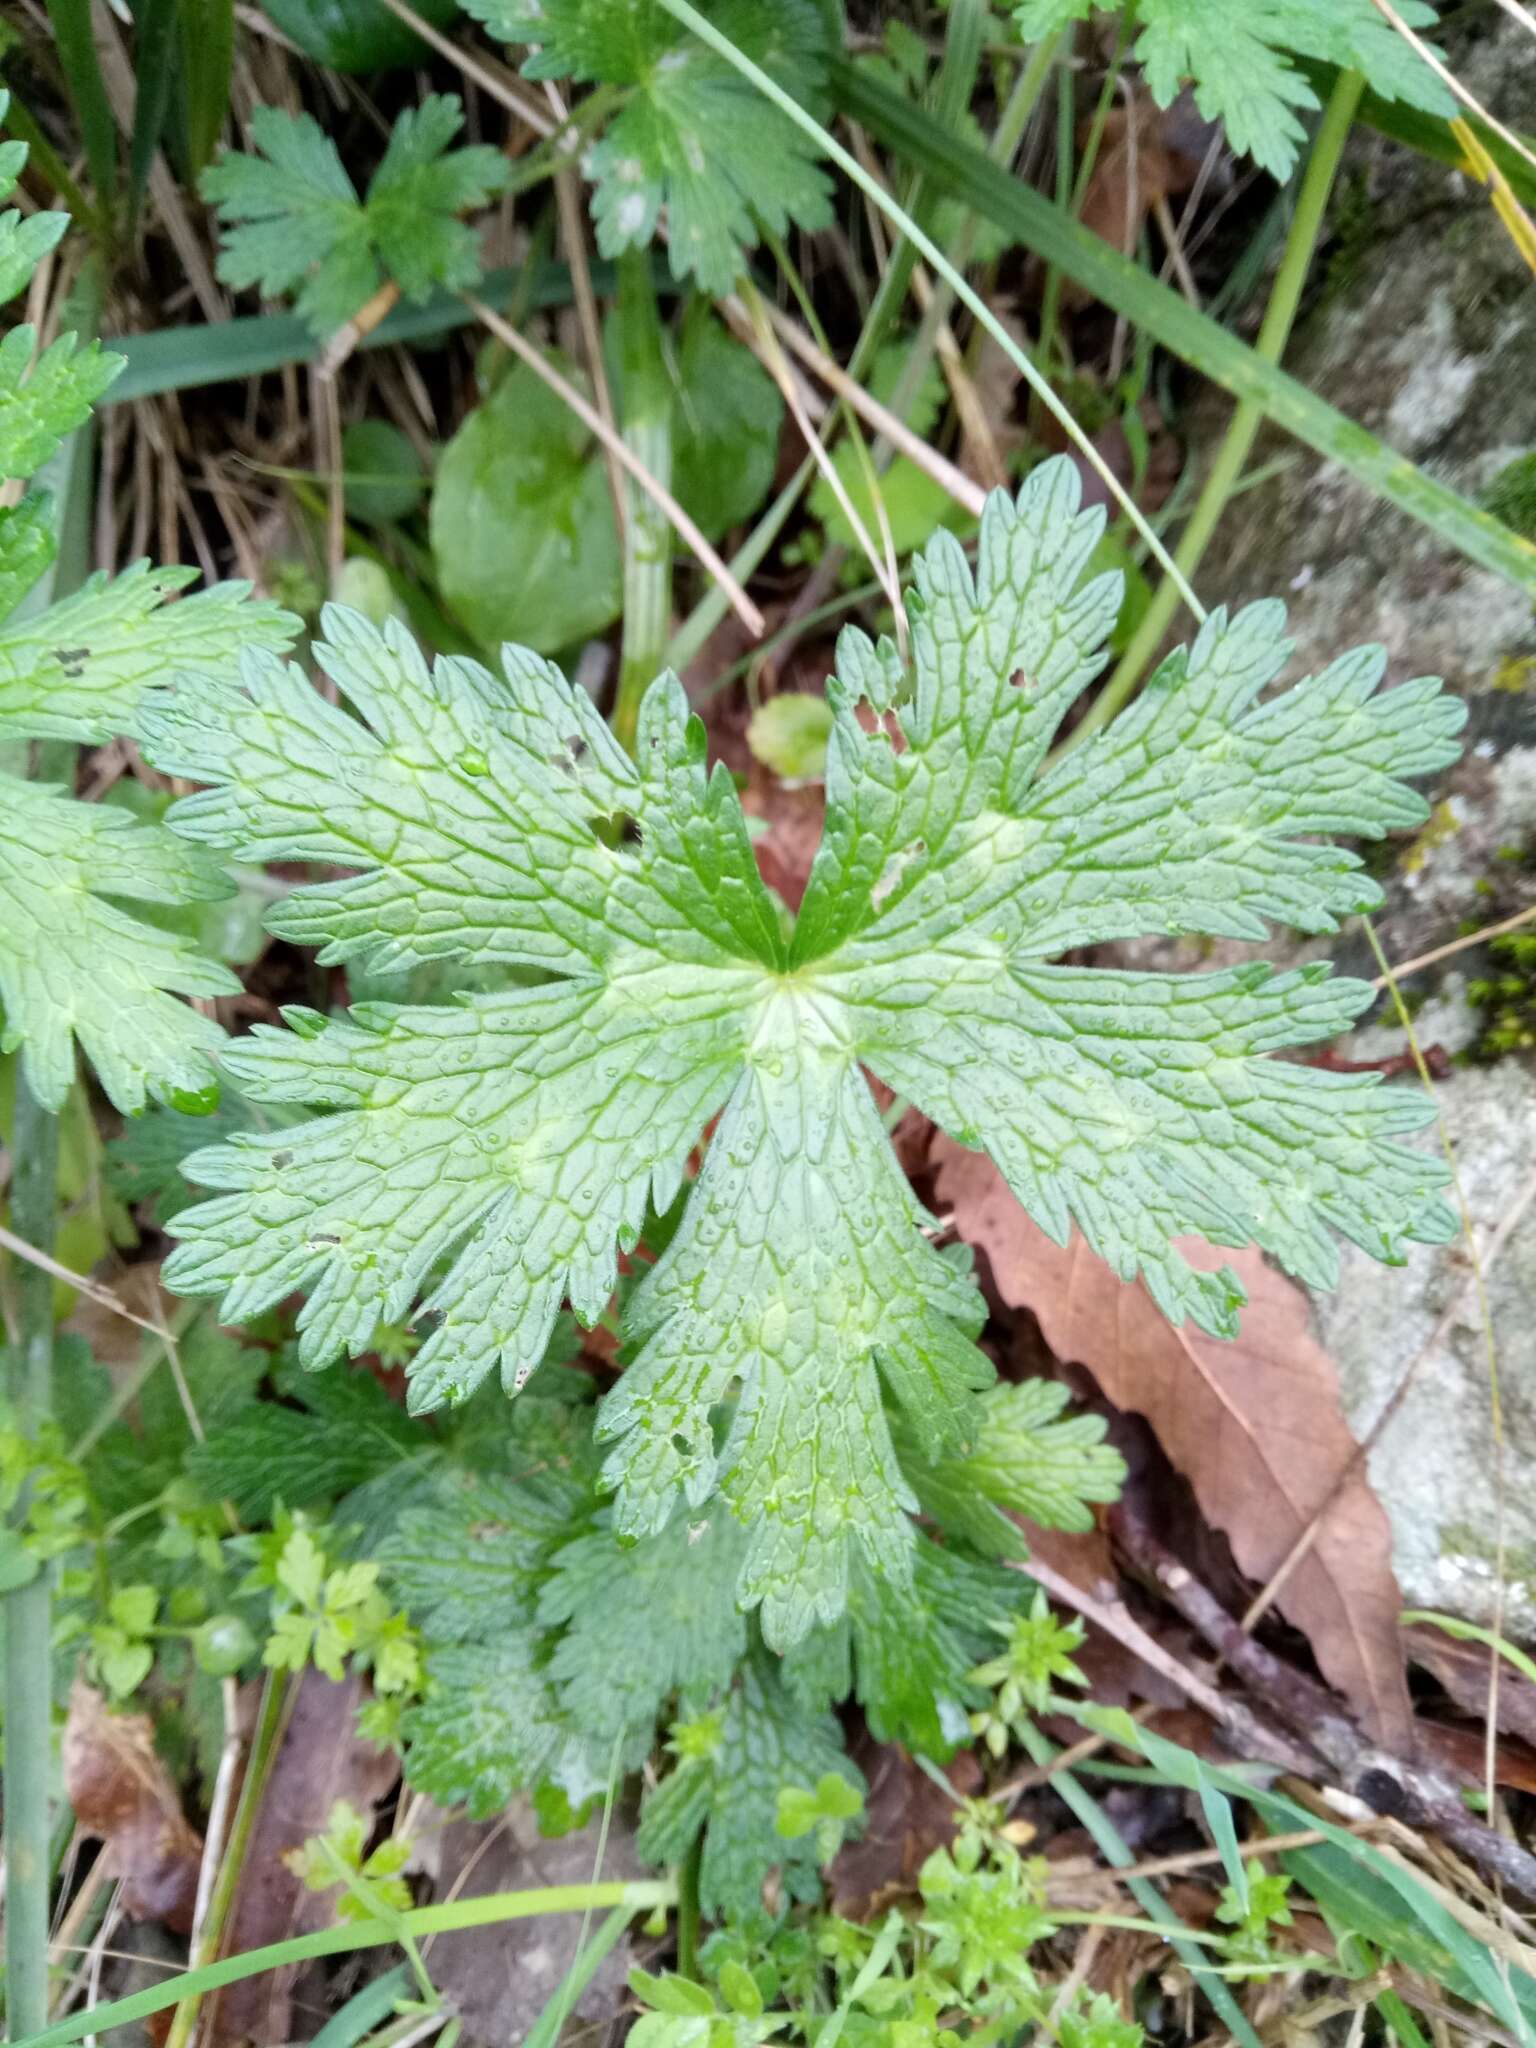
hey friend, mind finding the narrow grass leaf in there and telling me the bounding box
[834,57,1536,604]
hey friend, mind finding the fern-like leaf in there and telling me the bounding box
[141,460,1461,1645]
[202,96,511,339]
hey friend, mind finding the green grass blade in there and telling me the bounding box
[307,1966,411,2048]
[522,1907,632,2048]
[1295,57,1536,211]
[15,1882,676,2048]
[176,0,233,177]
[102,257,656,401]
[44,0,117,206]
[127,0,177,232]
[833,56,1536,605]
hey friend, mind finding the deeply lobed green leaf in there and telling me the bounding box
[202,95,511,339]
[0,100,300,1114]
[141,460,1462,1644]
[474,0,834,294]
[0,563,295,742]
[1012,0,1453,179]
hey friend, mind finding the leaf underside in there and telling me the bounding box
[141,458,1462,1646]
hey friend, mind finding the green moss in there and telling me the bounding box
[1441,1519,1536,1583]
[1398,799,1463,876]
[1481,452,1536,542]
[1467,931,1536,1061]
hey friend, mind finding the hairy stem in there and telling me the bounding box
[1066,67,1366,747]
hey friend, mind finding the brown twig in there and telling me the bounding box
[1014,1556,1321,1777]
[1370,902,1536,990]
[1114,1502,1536,1902]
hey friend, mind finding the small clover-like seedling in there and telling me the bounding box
[142,460,1462,1648]
[471,0,833,294]
[776,1771,865,1865]
[202,95,511,340]
[1012,0,1453,179]
[1217,1859,1296,1979]
[286,1799,413,1923]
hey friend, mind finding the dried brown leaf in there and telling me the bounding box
[933,1140,1413,1748]
[63,1680,203,1932]
[1405,1621,1536,1749]
[1077,98,1201,257]
[206,1668,398,2047]
[827,1745,979,1922]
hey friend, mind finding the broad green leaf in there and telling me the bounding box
[538,1507,749,1740]
[638,1652,860,1916]
[0,155,67,306]
[429,353,623,654]
[105,1086,289,1224]
[342,419,426,526]
[0,495,57,616]
[142,461,1461,1645]
[1011,0,1453,179]
[202,96,510,340]
[382,1472,576,1642]
[400,1633,607,1819]
[669,307,782,542]
[187,1356,420,1520]
[259,0,462,70]
[475,0,833,294]
[0,114,298,1121]
[0,564,296,742]
[79,1324,266,1521]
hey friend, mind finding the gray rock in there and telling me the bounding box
[422,1798,642,2046]
[1177,17,1536,1631]
[1312,1061,1536,1636]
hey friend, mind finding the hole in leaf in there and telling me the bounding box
[590,810,644,848]
[870,837,927,909]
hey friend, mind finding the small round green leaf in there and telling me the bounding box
[343,420,426,526]
[430,355,622,656]
[746,693,834,781]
